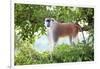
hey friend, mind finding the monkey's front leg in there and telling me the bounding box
[47,30,56,62]
[48,30,58,51]
[48,30,56,52]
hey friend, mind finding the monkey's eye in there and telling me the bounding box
[51,20,54,22]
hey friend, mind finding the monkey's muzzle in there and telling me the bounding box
[47,22,50,27]
[46,20,50,27]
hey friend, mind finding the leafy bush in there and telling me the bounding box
[14,40,41,65]
[15,43,94,65]
[52,44,94,63]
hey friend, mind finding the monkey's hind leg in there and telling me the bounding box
[69,36,75,46]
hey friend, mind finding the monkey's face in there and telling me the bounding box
[44,18,56,28]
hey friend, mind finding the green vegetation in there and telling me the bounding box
[14,3,94,65]
[15,43,94,65]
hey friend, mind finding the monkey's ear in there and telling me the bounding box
[45,18,48,20]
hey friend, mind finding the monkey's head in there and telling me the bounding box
[44,18,57,28]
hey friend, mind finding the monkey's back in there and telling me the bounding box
[55,23,79,37]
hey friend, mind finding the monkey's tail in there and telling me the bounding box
[75,23,86,46]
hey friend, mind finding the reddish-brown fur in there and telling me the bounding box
[54,23,80,38]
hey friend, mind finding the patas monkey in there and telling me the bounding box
[44,18,86,51]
